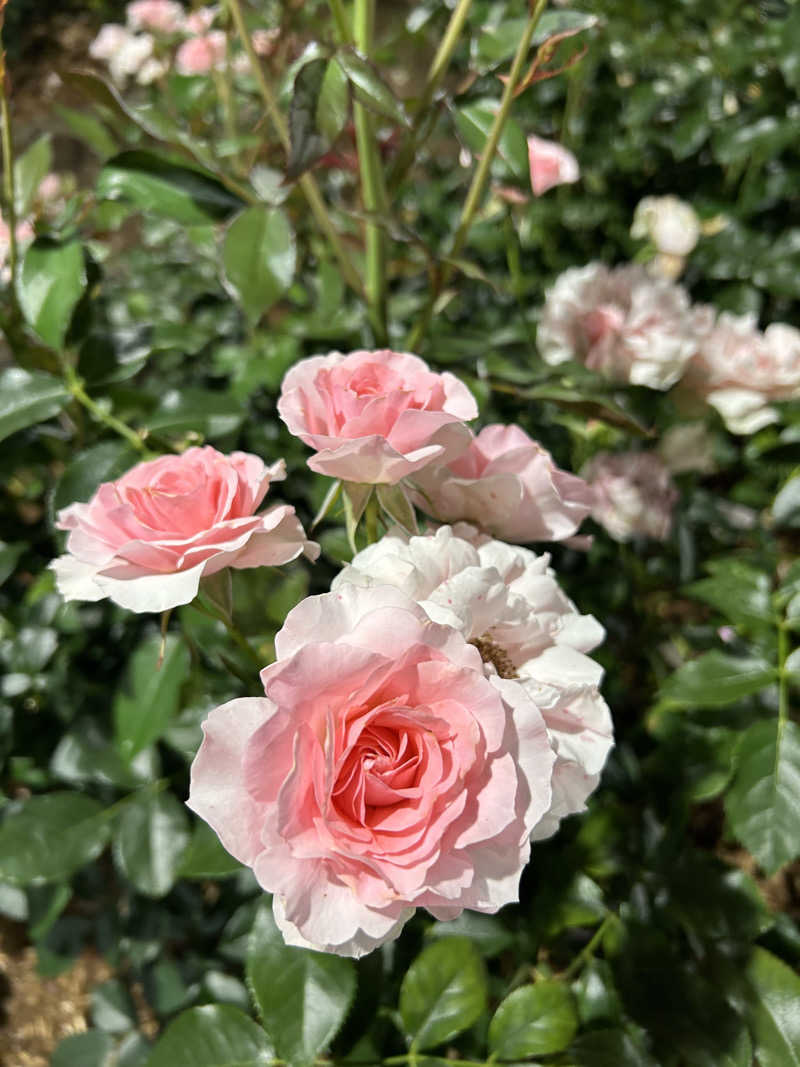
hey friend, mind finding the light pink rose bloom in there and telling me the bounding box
[175,30,226,74]
[582,451,677,542]
[251,28,279,56]
[681,311,800,434]
[37,174,62,203]
[334,525,612,843]
[631,195,700,257]
[126,0,184,33]
[50,446,318,613]
[527,135,580,196]
[89,23,130,61]
[412,424,593,543]
[278,350,478,484]
[109,32,156,82]
[188,583,556,956]
[538,262,712,390]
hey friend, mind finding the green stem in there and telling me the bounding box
[778,621,789,735]
[562,912,614,980]
[328,0,353,43]
[0,43,19,296]
[353,0,389,344]
[388,0,474,190]
[384,1057,489,1067]
[193,594,266,672]
[64,367,150,455]
[406,0,548,351]
[225,0,363,297]
[364,490,380,545]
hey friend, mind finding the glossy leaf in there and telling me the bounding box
[489,981,578,1058]
[222,206,296,322]
[0,792,110,886]
[725,719,800,875]
[14,134,53,216]
[335,50,408,125]
[687,559,775,631]
[178,820,242,879]
[288,58,349,180]
[114,634,190,762]
[659,652,776,708]
[399,936,488,1051]
[746,946,800,1067]
[18,238,86,349]
[113,791,191,898]
[0,367,70,443]
[247,904,356,1067]
[147,1004,274,1067]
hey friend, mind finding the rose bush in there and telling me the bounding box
[51,446,317,612]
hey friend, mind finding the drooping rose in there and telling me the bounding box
[582,450,677,542]
[51,446,318,613]
[680,311,800,434]
[527,135,580,196]
[175,30,227,75]
[631,195,701,257]
[334,525,612,843]
[538,262,712,390]
[412,424,593,544]
[188,583,556,956]
[126,0,185,33]
[277,349,478,484]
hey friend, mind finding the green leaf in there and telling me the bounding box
[287,58,349,181]
[746,946,800,1067]
[335,50,408,125]
[113,791,190,898]
[489,981,578,1058]
[56,105,118,159]
[0,367,69,443]
[14,134,53,216]
[17,238,86,349]
[473,11,597,71]
[145,387,245,439]
[222,206,296,322]
[399,936,488,1051]
[774,475,800,529]
[687,559,775,631]
[178,819,242,879]
[570,1027,657,1066]
[455,102,529,181]
[659,652,776,708]
[91,978,137,1032]
[725,719,800,875]
[97,150,241,224]
[247,904,356,1067]
[146,1004,274,1067]
[0,792,110,886]
[0,541,25,586]
[427,912,514,957]
[114,634,190,762]
[376,483,418,533]
[51,1030,115,1067]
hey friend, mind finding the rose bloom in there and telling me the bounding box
[582,451,677,542]
[189,583,556,956]
[527,135,580,197]
[412,424,593,544]
[334,525,613,843]
[681,311,800,434]
[538,262,711,390]
[251,28,279,55]
[126,0,185,33]
[183,5,217,33]
[278,349,478,484]
[175,30,226,75]
[109,32,157,83]
[51,446,318,613]
[631,195,701,257]
[89,23,130,61]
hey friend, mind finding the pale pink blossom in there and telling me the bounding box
[251,28,279,56]
[188,583,556,956]
[681,311,800,434]
[278,350,478,484]
[37,174,62,203]
[334,525,612,843]
[89,23,130,61]
[0,218,35,280]
[582,451,677,542]
[183,6,217,33]
[527,135,580,196]
[175,30,226,75]
[126,0,185,33]
[412,424,593,543]
[631,195,701,257]
[109,32,157,83]
[538,262,712,390]
[51,446,318,613]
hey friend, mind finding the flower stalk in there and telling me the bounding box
[0,28,19,296]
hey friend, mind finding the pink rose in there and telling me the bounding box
[175,30,226,74]
[126,0,185,33]
[188,584,556,956]
[538,262,712,390]
[582,450,677,542]
[527,135,580,196]
[277,349,478,484]
[183,6,216,33]
[50,446,318,613]
[89,23,130,61]
[413,424,593,543]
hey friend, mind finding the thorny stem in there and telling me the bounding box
[225,0,363,297]
[353,0,389,344]
[406,0,549,351]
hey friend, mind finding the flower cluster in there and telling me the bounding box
[52,349,614,958]
[0,173,68,282]
[538,259,800,432]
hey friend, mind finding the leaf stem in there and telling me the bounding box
[194,594,265,671]
[64,366,150,455]
[0,39,19,295]
[353,0,389,344]
[328,0,353,43]
[562,911,615,980]
[225,0,363,297]
[406,0,549,351]
[778,621,789,736]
